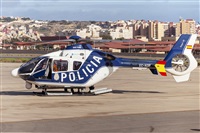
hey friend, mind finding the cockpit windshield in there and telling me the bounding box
[19,57,46,74]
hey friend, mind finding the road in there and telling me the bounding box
[0,63,199,132]
[1,111,200,133]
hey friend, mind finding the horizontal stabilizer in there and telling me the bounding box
[173,73,190,82]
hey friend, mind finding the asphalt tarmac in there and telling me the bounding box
[0,63,199,133]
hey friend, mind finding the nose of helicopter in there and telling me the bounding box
[11,68,19,77]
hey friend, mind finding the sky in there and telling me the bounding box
[1,0,199,22]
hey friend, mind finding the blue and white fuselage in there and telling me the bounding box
[11,34,198,92]
[15,44,121,89]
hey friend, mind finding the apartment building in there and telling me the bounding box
[133,21,140,37]
[148,21,164,41]
[140,22,148,37]
[109,26,133,39]
[74,24,102,39]
[1,17,199,47]
[55,19,198,42]
[176,19,196,36]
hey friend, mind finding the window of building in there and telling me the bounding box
[73,61,82,70]
[53,60,68,72]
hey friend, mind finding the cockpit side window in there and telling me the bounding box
[73,61,82,70]
[34,58,49,72]
[53,60,68,72]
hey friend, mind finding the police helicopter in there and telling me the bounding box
[11,34,198,95]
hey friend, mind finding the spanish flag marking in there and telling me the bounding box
[155,60,167,76]
[186,45,192,49]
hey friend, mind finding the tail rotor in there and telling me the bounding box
[171,54,189,72]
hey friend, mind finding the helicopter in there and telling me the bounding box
[11,34,198,95]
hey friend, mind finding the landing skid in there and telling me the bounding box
[33,91,73,96]
[90,88,112,95]
[33,88,112,96]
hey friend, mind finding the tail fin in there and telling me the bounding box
[155,34,197,82]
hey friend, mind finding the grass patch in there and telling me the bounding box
[0,58,31,63]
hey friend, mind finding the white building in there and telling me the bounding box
[76,24,102,39]
[109,24,133,39]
